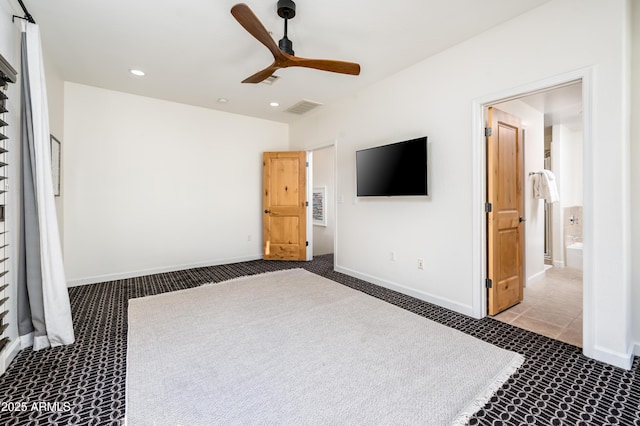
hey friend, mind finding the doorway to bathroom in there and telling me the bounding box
[489,81,584,347]
[310,145,336,259]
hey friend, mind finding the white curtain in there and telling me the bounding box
[17,22,74,350]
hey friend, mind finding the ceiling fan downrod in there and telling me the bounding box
[277,0,296,55]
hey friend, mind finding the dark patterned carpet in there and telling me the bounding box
[0,254,638,425]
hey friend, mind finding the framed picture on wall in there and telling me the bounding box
[312,186,327,226]
[50,135,61,196]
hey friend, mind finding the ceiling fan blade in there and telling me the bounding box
[231,3,281,59]
[286,56,361,76]
[242,63,281,84]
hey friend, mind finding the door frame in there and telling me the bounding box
[305,151,313,261]
[470,68,594,356]
[304,140,339,264]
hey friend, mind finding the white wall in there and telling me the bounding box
[0,1,22,373]
[312,146,335,255]
[493,100,545,286]
[290,0,634,368]
[558,126,584,208]
[631,0,640,355]
[63,83,288,285]
[550,124,583,264]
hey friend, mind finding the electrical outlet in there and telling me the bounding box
[391,251,397,261]
[417,258,424,269]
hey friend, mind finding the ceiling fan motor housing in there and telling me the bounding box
[279,36,294,55]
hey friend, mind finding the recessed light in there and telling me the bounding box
[129,69,145,77]
[270,102,280,107]
[217,98,229,104]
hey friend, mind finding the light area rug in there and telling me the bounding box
[126,269,523,426]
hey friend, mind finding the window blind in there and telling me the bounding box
[0,53,17,354]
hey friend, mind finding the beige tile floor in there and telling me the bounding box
[492,266,583,347]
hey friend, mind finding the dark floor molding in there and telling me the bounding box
[0,254,638,425]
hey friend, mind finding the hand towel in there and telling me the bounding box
[532,173,544,199]
[541,169,559,203]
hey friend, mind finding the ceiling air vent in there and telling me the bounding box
[284,99,322,115]
[261,75,280,85]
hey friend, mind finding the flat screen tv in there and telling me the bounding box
[356,136,428,197]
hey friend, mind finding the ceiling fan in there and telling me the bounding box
[230,1,361,83]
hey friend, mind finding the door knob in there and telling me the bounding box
[519,217,526,222]
[264,209,270,214]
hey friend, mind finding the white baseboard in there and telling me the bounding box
[0,338,20,376]
[334,265,474,317]
[590,344,634,370]
[67,254,264,287]
[526,270,546,287]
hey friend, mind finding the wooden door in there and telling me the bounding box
[487,107,524,315]
[263,151,307,260]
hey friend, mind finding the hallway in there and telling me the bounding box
[493,266,583,347]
